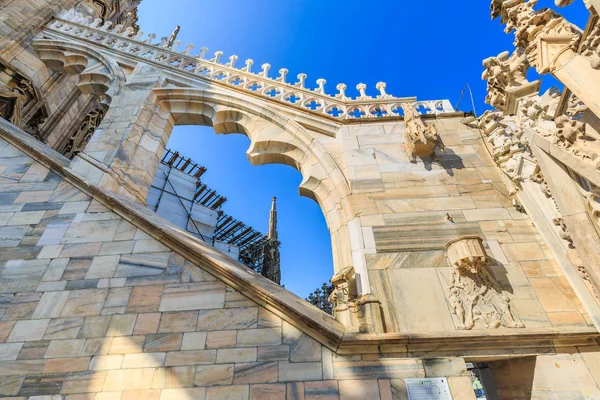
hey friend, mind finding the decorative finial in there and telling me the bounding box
[295,73,307,88]
[242,59,254,72]
[259,63,271,77]
[210,51,223,63]
[356,83,368,100]
[315,79,326,94]
[144,33,156,44]
[226,55,238,68]
[100,21,113,31]
[133,30,144,40]
[198,47,208,59]
[277,68,288,83]
[336,83,347,99]
[183,44,194,55]
[376,82,390,99]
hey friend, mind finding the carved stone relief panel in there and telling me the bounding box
[443,236,524,330]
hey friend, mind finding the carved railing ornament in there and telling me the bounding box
[444,236,524,330]
[43,12,456,121]
[401,103,443,161]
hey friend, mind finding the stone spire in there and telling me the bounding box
[262,196,281,285]
[268,196,278,240]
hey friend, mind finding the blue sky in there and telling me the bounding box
[137,1,590,298]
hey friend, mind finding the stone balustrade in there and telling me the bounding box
[45,12,455,120]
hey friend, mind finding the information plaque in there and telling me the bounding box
[405,377,453,400]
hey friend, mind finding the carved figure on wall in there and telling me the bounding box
[531,171,552,197]
[554,116,600,169]
[23,107,49,140]
[401,103,442,162]
[553,217,573,244]
[0,75,37,127]
[0,86,24,126]
[492,0,580,74]
[445,236,524,330]
[482,49,531,112]
[63,108,105,159]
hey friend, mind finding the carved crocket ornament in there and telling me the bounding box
[554,116,600,169]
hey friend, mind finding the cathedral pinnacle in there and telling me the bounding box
[268,196,278,240]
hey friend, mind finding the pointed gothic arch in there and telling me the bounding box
[147,87,355,273]
[31,38,126,105]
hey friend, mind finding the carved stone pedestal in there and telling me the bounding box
[329,266,385,333]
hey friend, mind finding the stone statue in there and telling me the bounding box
[166,25,181,48]
[482,49,530,112]
[445,236,524,330]
[401,103,442,161]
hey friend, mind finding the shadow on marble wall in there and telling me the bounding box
[423,148,465,176]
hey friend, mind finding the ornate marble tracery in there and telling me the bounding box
[63,108,105,159]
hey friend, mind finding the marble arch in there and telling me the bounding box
[32,37,125,105]
[140,87,356,277]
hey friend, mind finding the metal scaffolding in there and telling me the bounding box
[157,149,281,284]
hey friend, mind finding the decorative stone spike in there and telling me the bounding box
[73,12,86,23]
[241,59,254,72]
[99,21,113,31]
[226,55,238,68]
[122,27,135,38]
[92,18,103,28]
[295,73,307,88]
[183,44,194,55]
[376,82,390,99]
[133,30,145,40]
[172,40,181,51]
[356,83,369,100]
[315,79,326,94]
[198,47,208,59]
[209,51,223,63]
[259,63,271,77]
[336,83,348,100]
[276,68,288,83]
[144,33,157,44]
